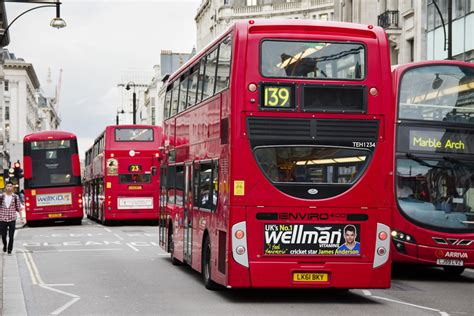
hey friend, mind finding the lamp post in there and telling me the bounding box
[0,0,66,47]
[125,82,137,125]
[116,108,125,125]
[432,0,452,60]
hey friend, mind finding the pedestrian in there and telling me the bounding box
[0,182,24,255]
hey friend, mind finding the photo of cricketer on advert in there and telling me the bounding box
[336,224,361,255]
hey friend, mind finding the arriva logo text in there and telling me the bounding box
[445,251,468,259]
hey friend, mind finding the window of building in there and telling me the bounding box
[408,38,414,62]
[5,106,9,120]
[247,0,257,6]
[4,80,8,91]
[320,13,328,21]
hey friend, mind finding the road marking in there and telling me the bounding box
[126,243,139,252]
[22,249,44,285]
[30,248,122,253]
[103,227,112,233]
[19,248,81,315]
[38,284,80,315]
[114,233,124,240]
[362,290,450,316]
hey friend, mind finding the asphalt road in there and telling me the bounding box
[10,219,474,316]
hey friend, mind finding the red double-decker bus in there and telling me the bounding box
[23,131,83,225]
[83,125,162,224]
[159,20,394,289]
[391,60,474,275]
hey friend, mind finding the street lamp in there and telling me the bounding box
[432,0,452,60]
[0,0,66,47]
[116,108,125,125]
[125,82,137,125]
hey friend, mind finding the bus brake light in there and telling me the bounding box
[235,230,245,239]
[378,231,388,241]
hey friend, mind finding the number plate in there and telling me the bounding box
[48,213,62,218]
[293,273,328,282]
[128,185,142,190]
[436,259,464,266]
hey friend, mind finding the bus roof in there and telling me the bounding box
[166,19,385,84]
[392,60,474,75]
[24,130,77,142]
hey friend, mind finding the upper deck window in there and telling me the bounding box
[398,65,474,124]
[261,40,365,80]
[31,140,71,150]
[115,128,154,142]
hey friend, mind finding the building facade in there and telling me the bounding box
[195,0,335,50]
[334,0,427,65]
[426,0,474,62]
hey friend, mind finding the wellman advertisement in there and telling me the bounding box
[264,224,361,256]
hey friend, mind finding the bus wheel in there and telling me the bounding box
[443,266,465,276]
[202,236,219,290]
[169,226,181,266]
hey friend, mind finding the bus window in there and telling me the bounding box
[202,49,218,100]
[216,36,231,93]
[187,64,200,108]
[261,40,365,80]
[179,75,189,113]
[170,81,180,117]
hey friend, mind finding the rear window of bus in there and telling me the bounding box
[261,40,366,80]
[115,128,154,142]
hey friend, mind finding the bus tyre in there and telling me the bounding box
[202,236,219,290]
[443,266,465,276]
[169,226,181,266]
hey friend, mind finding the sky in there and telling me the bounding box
[5,0,201,158]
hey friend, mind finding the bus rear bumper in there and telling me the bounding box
[26,209,83,222]
[230,261,391,289]
[107,211,158,221]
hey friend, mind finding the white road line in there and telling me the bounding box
[114,233,124,240]
[39,284,80,315]
[362,290,450,316]
[43,284,75,287]
[126,243,140,252]
[103,227,112,233]
[30,248,122,253]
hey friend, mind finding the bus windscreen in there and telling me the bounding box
[27,140,80,188]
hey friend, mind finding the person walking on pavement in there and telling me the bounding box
[0,182,24,255]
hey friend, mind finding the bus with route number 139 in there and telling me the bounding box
[159,19,395,289]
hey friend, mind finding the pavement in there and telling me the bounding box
[1,218,28,316]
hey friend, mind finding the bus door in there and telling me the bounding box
[183,163,193,263]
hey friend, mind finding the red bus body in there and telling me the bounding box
[83,125,162,223]
[23,131,83,224]
[391,60,474,275]
[159,20,395,289]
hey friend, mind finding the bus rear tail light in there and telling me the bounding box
[373,223,390,268]
[78,199,83,204]
[235,230,245,239]
[26,202,30,207]
[378,231,388,241]
[232,221,248,268]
